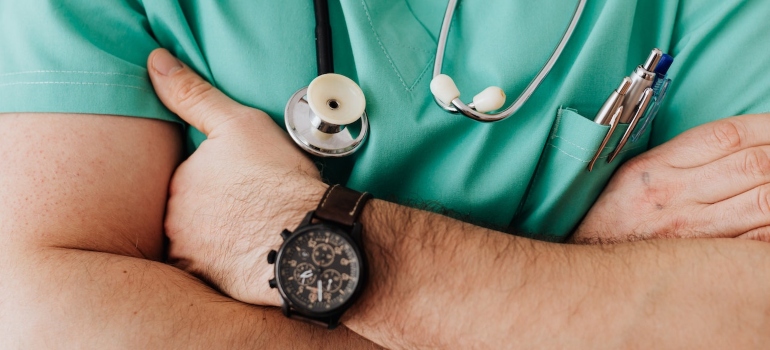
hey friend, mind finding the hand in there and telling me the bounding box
[574,115,770,244]
[147,49,327,306]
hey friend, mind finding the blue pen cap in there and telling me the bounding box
[655,54,674,75]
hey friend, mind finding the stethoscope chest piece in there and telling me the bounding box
[285,73,369,158]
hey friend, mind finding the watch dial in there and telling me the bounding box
[278,228,361,313]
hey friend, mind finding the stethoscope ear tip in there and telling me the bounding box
[430,74,460,106]
[472,86,506,113]
[430,74,507,114]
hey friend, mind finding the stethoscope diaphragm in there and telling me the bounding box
[285,74,369,158]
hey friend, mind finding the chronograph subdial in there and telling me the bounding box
[274,225,365,314]
[269,186,372,328]
[311,243,336,267]
[292,263,318,286]
[320,269,343,293]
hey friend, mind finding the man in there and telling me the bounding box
[2,0,770,348]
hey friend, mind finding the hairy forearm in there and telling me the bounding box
[344,199,770,349]
[0,113,379,348]
[1,245,378,349]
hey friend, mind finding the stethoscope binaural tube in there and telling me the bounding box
[285,0,369,158]
[430,0,587,122]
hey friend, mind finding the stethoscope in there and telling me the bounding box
[285,0,587,157]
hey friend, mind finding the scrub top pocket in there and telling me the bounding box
[512,108,651,242]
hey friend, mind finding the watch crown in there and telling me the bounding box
[267,250,277,264]
[280,229,292,241]
[269,278,277,289]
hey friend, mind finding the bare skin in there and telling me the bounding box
[149,49,770,349]
[0,113,380,349]
[572,115,770,243]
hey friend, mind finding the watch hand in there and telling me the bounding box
[299,269,313,285]
[328,279,332,290]
[317,280,323,302]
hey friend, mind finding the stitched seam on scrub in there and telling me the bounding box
[409,59,434,92]
[552,108,640,156]
[551,109,600,151]
[545,143,645,163]
[360,0,411,91]
[0,81,152,93]
[0,71,146,79]
[551,135,594,152]
[399,45,433,54]
[550,108,565,140]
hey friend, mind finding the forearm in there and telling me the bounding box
[0,112,378,348]
[2,246,378,349]
[345,199,770,349]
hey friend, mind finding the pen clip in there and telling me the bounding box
[607,87,654,163]
[588,105,623,172]
[630,78,671,142]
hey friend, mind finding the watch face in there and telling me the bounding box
[276,225,362,314]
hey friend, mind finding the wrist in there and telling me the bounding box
[342,199,413,328]
[238,177,328,308]
[266,184,376,328]
[274,176,329,232]
[274,178,329,300]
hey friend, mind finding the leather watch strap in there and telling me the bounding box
[314,184,372,227]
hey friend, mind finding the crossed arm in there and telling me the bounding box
[2,50,770,349]
[0,113,379,348]
[346,200,770,348]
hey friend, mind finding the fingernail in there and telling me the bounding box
[153,49,183,76]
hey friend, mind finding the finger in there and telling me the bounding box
[704,182,770,237]
[688,145,770,203]
[147,48,247,136]
[643,114,770,169]
[737,227,770,243]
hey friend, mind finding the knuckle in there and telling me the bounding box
[750,229,770,243]
[756,185,770,216]
[709,119,746,152]
[739,148,770,177]
[618,156,648,176]
[174,75,215,109]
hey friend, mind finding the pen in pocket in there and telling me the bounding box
[630,54,674,142]
[588,49,675,171]
[593,77,632,125]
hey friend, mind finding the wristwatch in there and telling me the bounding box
[267,184,372,329]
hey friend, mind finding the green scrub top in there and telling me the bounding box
[2,0,770,241]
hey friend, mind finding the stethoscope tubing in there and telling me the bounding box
[284,0,368,158]
[314,0,334,75]
[432,0,587,122]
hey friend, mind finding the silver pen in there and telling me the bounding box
[588,77,632,171]
[618,49,662,123]
[588,105,624,172]
[607,87,654,163]
[593,77,632,125]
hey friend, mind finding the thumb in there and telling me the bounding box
[148,48,245,136]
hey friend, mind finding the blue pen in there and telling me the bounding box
[650,54,673,100]
[630,81,670,141]
[630,54,674,142]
